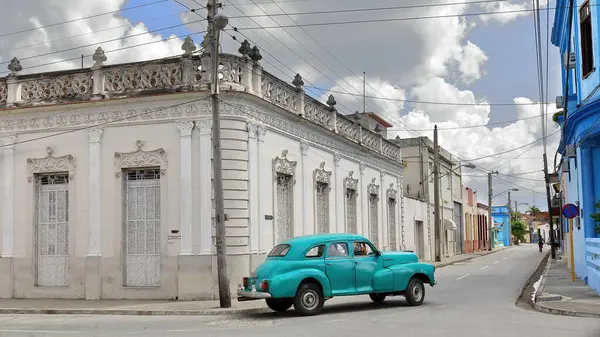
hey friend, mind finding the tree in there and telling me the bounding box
[527,205,541,217]
[511,220,528,245]
[590,201,600,236]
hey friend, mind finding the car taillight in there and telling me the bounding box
[243,277,248,288]
[261,280,268,292]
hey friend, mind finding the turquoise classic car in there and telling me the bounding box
[237,233,436,316]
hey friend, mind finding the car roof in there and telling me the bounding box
[280,233,369,248]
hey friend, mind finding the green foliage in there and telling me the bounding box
[511,220,528,244]
[527,206,541,217]
[591,201,600,235]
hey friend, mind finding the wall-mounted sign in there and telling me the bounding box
[265,215,274,220]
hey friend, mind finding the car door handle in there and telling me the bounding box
[326,263,332,266]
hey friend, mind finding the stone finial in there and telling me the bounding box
[292,73,304,90]
[91,47,107,68]
[326,95,336,110]
[7,57,22,76]
[374,124,382,133]
[182,36,197,57]
[249,46,262,62]
[238,39,251,58]
[395,135,400,141]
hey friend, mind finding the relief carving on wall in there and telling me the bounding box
[27,146,76,183]
[344,171,359,191]
[273,149,297,181]
[387,183,397,200]
[114,140,167,178]
[368,177,379,197]
[314,161,332,186]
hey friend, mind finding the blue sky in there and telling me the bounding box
[122,0,194,38]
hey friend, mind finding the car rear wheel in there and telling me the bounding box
[369,293,386,303]
[293,282,324,316]
[265,298,293,312]
[405,277,425,306]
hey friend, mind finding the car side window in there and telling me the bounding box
[353,241,375,257]
[327,242,349,258]
[305,245,325,258]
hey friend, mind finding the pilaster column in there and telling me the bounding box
[87,128,103,256]
[398,177,405,250]
[334,154,344,234]
[301,141,310,236]
[257,125,267,252]
[2,135,15,257]
[197,120,213,254]
[247,123,259,253]
[178,121,194,255]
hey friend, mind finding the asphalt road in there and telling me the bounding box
[0,245,598,337]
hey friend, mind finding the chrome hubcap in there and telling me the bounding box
[413,284,423,302]
[301,290,319,310]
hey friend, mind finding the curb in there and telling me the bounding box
[0,247,514,317]
[0,307,273,316]
[515,250,550,307]
[531,255,600,319]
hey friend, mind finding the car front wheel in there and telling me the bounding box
[293,282,324,316]
[405,277,425,306]
[265,298,293,312]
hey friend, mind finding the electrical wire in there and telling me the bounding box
[0,0,170,38]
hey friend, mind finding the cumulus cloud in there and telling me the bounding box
[477,0,549,25]
[0,0,555,208]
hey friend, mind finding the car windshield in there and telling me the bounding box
[268,244,291,257]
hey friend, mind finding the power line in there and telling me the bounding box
[0,0,169,39]
[0,19,207,66]
[228,6,564,31]
[0,31,206,75]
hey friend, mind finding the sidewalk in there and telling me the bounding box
[0,247,511,316]
[533,253,600,318]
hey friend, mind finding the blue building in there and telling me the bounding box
[552,0,600,294]
[491,206,510,247]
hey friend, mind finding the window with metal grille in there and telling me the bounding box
[276,173,294,242]
[316,182,330,233]
[580,1,594,77]
[369,193,379,247]
[35,173,70,287]
[123,168,161,287]
[346,188,358,233]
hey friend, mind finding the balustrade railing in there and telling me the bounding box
[0,38,403,164]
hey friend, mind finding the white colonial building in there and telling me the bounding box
[0,37,407,300]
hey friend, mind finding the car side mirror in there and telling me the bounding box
[375,250,381,256]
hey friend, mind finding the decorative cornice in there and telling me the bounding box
[27,146,76,183]
[344,171,359,191]
[273,149,297,181]
[0,99,403,176]
[314,161,332,185]
[114,140,167,178]
[87,128,103,143]
[177,120,194,137]
[2,135,15,149]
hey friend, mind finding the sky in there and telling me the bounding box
[0,0,563,212]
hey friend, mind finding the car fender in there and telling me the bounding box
[269,268,332,298]
[386,263,436,290]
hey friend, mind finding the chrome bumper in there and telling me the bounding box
[237,289,272,299]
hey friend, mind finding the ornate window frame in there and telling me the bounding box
[272,149,297,243]
[27,147,76,183]
[114,140,167,178]
[313,161,332,234]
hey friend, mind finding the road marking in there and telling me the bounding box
[456,274,470,280]
[503,257,508,260]
[0,330,81,334]
[480,265,489,270]
[493,261,499,264]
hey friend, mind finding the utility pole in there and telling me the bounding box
[362,72,366,114]
[488,171,498,250]
[208,0,231,307]
[508,191,512,246]
[434,125,442,262]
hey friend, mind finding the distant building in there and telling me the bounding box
[477,203,491,250]
[492,206,510,247]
